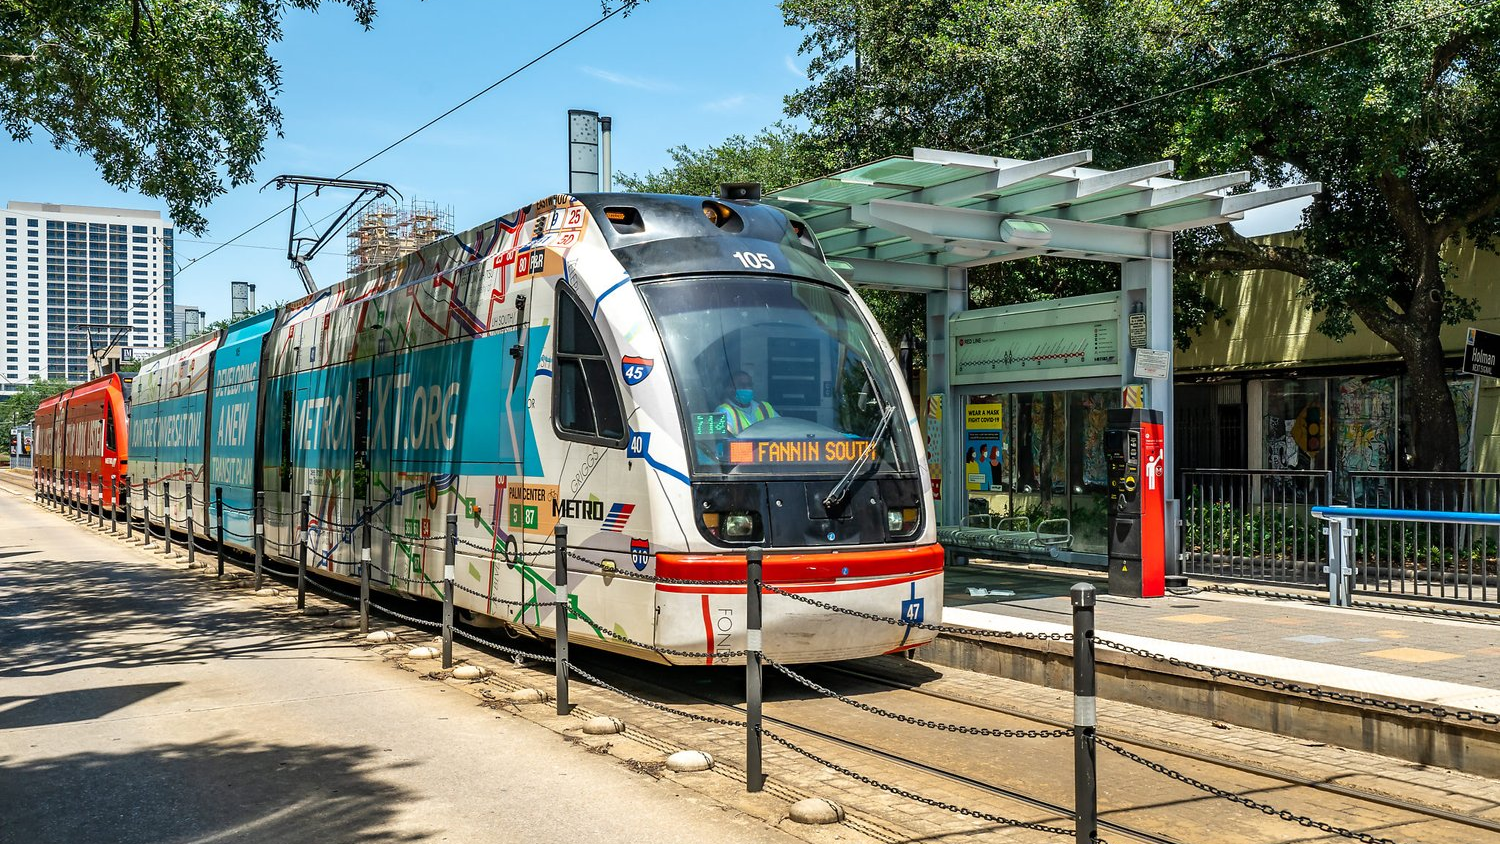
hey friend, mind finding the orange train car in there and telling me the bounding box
[32,373,132,509]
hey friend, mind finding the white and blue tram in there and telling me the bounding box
[127,193,943,664]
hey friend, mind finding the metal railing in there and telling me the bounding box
[1180,468,1500,608]
[1315,506,1500,608]
[1178,469,1332,585]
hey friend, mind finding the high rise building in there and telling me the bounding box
[1,202,174,399]
[173,304,206,341]
[230,280,256,320]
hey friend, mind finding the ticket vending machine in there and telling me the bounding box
[1105,408,1166,598]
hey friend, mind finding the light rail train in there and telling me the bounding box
[56,192,943,664]
[32,372,132,511]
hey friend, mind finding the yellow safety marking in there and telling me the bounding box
[1377,630,1408,639]
[1361,647,1460,663]
[1157,613,1234,624]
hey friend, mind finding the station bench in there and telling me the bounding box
[937,514,1073,566]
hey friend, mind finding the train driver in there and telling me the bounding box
[716,370,778,435]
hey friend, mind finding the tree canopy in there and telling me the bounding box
[627,0,1500,471]
[0,0,376,233]
[1,378,69,432]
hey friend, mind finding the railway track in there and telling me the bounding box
[49,500,1500,844]
[557,655,1497,844]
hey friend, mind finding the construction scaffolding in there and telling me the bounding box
[345,200,454,274]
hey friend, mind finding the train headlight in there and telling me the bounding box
[703,510,761,541]
[887,507,919,536]
[722,512,757,539]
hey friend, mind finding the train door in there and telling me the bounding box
[198,352,217,538]
[514,274,551,568]
[369,335,399,589]
[274,383,296,556]
[353,374,370,511]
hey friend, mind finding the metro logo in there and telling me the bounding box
[602,503,635,532]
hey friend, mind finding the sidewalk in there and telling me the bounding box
[944,562,1500,715]
[0,483,803,844]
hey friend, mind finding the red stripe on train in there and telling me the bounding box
[699,595,715,665]
[656,570,939,595]
[656,544,944,586]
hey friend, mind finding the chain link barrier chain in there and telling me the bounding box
[761,583,1073,643]
[452,534,552,558]
[450,625,558,663]
[567,549,743,587]
[577,613,749,660]
[367,600,443,631]
[1194,582,1500,625]
[766,658,1071,739]
[445,578,750,660]
[565,661,749,728]
[450,580,529,608]
[1092,634,1500,725]
[759,728,1082,840]
[1094,737,1398,844]
[369,522,451,551]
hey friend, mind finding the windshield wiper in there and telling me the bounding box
[822,399,897,515]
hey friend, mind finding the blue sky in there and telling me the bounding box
[2,0,811,320]
[1,0,1303,323]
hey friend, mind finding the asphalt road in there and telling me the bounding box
[0,486,802,844]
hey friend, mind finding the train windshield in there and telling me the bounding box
[638,277,914,477]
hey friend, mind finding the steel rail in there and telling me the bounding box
[822,663,1500,837]
[594,665,1178,844]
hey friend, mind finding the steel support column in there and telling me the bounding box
[1121,231,1180,582]
[927,268,967,529]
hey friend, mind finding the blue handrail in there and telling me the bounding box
[1311,506,1500,527]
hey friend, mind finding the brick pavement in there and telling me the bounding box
[947,561,1500,711]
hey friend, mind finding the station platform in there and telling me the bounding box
[925,561,1500,775]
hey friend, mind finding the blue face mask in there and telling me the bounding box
[734,388,754,405]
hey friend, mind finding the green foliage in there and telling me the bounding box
[0,0,377,233]
[0,378,70,431]
[1183,498,1321,562]
[786,0,1500,470]
[616,123,840,197]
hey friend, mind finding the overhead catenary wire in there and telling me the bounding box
[156,0,640,290]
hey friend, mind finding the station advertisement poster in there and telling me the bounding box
[964,402,1004,492]
[924,394,942,500]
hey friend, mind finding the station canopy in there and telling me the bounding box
[762,148,1319,290]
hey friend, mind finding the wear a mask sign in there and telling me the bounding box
[964,402,1004,492]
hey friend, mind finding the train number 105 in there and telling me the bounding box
[731,251,776,270]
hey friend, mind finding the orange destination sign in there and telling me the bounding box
[727,439,878,465]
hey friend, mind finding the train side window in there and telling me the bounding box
[105,409,116,451]
[280,390,293,492]
[553,288,625,445]
[353,378,369,499]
